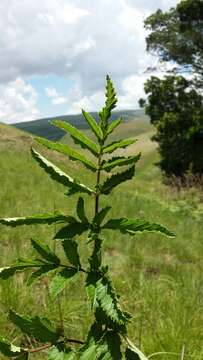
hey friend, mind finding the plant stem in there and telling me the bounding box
[60,264,87,273]
[57,296,64,336]
[91,145,103,272]
[148,352,181,358]
[26,338,84,353]
[27,344,51,353]
[180,345,185,360]
[53,200,64,336]
[95,151,102,215]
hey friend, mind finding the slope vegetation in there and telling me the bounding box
[13,109,147,140]
[0,119,203,359]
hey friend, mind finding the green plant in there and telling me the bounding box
[0,76,174,359]
[139,75,203,176]
[144,0,203,88]
[140,0,203,179]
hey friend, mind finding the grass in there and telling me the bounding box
[0,118,203,359]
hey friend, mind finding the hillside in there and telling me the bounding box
[0,122,34,150]
[0,120,203,359]
[13,109,146,140]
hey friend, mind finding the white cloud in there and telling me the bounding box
[0,0,92,83]
[0,0,177,84]
[0,0,179,122]
[119,74,148,109]
[54,2,89,24]
[66,89,104,114]
[45,86,67,105]
[125,0,178,11]
[45,83,104,113]
[119,70,166,110]
[119,2,145,33]
[0,78,39,123]
[45,86,59,98]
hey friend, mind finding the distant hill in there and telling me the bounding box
[13,109,145,140]
[0,122,34,151]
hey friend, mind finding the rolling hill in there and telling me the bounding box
[13,109,146,140]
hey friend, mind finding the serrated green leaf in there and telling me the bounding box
[0,259,43,280]
[88,238,102,270]
[76,197,88,223]
[31,148,94,195]
[80,344,98,360]
[106,118,122,137]
[35,137,97,172]
[93,207,111,226]
[48,344,76,360]
[100,166,135,195]
[85,321,103,346]
[96,307,129,335]
[87,332,122,360]
[50,268,78,298]
[96,276,129,325]
[52,120,99,156]
[55,222,89,239]
[96,345,109,359]
[103,218,175,237]
[0,212,69,227]
[31,239,60,265]
[125,348,140,360]
[9,310,59,343]
[103,138,136,154]
[80,322,103,359]
[0,337,26,358]
[104,331,122,360]
[101,154,141,172]
[80,321,107,360]
[27,264,57,286]
[99,76,118,133]
[82,110,103,140]
[105,75,117,112]
[62,240,81,268]
[85,272,100,308]
[87,230,99,244]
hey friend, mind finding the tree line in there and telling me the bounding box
[140,0,203,178]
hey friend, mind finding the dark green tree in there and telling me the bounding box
[141,0,203,177]
[140,75,203,176]
[144,0,203,87]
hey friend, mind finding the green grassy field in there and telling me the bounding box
[0,118,203,359]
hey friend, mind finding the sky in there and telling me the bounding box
[0,0,178,124]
